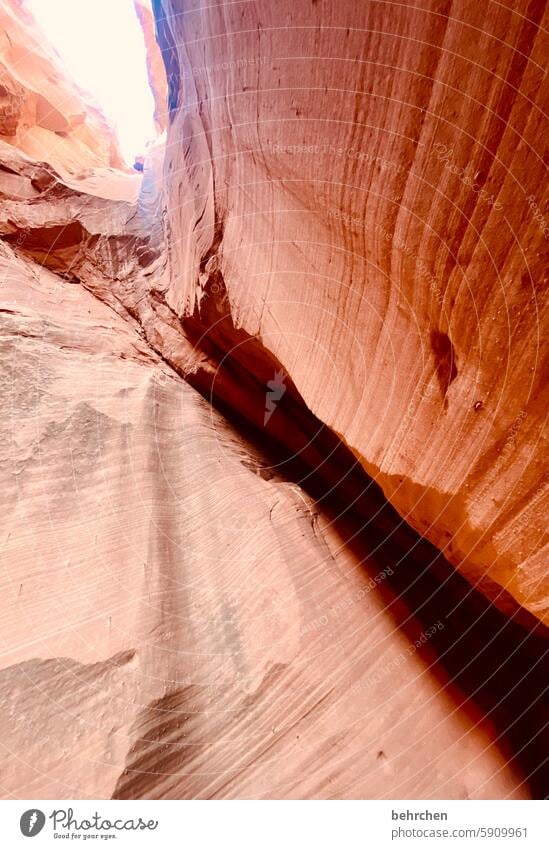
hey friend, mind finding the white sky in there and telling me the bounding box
[25,0,157,163]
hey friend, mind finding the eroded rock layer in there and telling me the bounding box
[0,0,548,801]
[3,240,547,800]
[154,0,549,623]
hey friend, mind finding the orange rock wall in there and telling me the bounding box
[156,0,549,621]
[0,0,548,801]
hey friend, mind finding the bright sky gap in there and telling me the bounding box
[25,0,157,164]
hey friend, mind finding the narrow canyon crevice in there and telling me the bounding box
[0,0,547,801]
[142,260,549,799]
[14,220,545,796]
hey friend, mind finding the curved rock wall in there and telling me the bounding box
[156,0,549,622]
[0,0,548,801]
[1,239,543,799]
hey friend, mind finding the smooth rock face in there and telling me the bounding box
[0,0,547,801]
[0,244,533,799]
[156,0,549,623]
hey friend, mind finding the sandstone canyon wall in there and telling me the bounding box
[155,0,549,623]
[0,0,548,800]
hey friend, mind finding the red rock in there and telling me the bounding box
[0,0,547,801]
[157,0,549,625]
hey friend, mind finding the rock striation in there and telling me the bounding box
[154,0,549,624]
[0,0,547,800]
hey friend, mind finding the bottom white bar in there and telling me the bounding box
[1,800,547,848]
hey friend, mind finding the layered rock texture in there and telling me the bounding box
[0,0,547,800]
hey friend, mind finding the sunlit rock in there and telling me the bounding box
[0,0,547,801]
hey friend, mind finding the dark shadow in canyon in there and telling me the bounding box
[179,271,549,799]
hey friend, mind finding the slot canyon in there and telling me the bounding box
[0,0,547,800]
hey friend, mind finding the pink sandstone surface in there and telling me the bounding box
[0,0,547,800]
